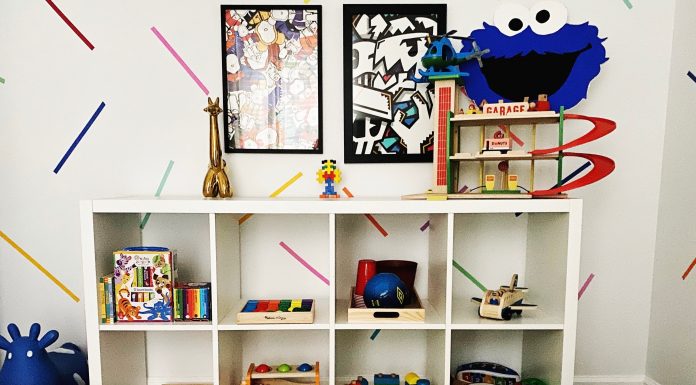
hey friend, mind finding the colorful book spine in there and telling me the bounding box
[105,276,111,324]
[99,277,106,324]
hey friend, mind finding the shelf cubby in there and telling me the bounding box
[214,213,331,329]
[335,214,448,327]
[451,212,569,329]
[218,330,330,385]
[335,329,446,385]
[98,330,214,385]
[450,330,564,384]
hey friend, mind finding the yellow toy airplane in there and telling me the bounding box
[471,274,537,320]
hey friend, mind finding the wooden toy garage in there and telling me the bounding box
[403,37,617,200]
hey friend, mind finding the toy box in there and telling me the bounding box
[113,247,176,322]
[348,287,425,323]
[237,299,315,324]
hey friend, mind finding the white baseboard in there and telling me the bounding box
[574,374,647,384]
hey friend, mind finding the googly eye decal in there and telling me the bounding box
[530,1,568,35]
[494,3,530,37]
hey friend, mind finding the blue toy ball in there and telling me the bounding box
[363,273,410,308]
[0,323,89,385]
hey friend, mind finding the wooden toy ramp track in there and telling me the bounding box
[531,114,616,197]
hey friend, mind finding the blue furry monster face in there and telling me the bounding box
[460,2,608,110]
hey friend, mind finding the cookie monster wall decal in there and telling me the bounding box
[460,1,608,111]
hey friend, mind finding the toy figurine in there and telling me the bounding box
[316,159,341,198]
[202,97,233,198]
[0,323,89,385]
[471,274,537,320]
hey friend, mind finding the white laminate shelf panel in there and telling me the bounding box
[90,196,576,214]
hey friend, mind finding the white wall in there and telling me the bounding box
[645,0,696,383]
[0,0,676,380]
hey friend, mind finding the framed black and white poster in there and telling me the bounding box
[343,4,447,163]
[221,5,322,153]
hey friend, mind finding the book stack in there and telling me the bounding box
[98,273,115,324]
[174,283,212,321]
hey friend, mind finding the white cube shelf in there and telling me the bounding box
[80,197,582,385]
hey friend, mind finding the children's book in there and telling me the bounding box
[114,247,176,322]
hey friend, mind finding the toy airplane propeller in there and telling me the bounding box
[471,274,537,320]
[413,31,490,83]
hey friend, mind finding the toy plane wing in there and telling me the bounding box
[500,285,529,292]
[509,304,537,310]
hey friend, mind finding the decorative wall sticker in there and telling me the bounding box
[151,26,209,95]
[54,102,105,174]
[0,230,79,302]
[45,0,95,50]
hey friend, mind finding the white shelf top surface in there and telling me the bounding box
[86,196,580,214]
[451,304,564,331]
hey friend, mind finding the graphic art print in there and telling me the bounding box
[343,4,446,163]
[221,5,322,153]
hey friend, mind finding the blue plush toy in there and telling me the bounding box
[0,323,89,385]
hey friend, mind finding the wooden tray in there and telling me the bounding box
[347,287,425,323]
[237,299,315,324]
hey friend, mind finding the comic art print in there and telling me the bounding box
[221,5,322,153]
[343,4,446,163]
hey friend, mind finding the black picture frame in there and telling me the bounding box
[221,5,323,153]
[343,4,447,163]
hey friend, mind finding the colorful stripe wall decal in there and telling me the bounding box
[688,71,696,84]
[682,258,696,280]
[0,230,80,302]
[578,273,596,300]
[54,101,105,174]
[238,172,304,225]
[140,160,175,229]
[342,187,389,237]
[279,241,329,286]
[0,77,5,84]
[151,26,209,95]
[452,260,487,292]
[420,221,430,232]
[45,0,95,50]
[622,0,633,10]
[370,329,381,340]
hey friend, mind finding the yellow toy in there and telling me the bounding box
[316,159,341,198]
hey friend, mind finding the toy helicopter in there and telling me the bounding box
[413,31,490,83]
[471,274,537,320]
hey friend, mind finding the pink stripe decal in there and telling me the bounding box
[279,241,329,286]
[151,26,209,95]
[578,273,595,300]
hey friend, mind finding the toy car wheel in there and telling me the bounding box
[502,307,513,320]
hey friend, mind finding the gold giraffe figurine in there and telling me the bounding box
[202,97,233,198]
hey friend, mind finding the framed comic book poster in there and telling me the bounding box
[221,5,322,153]
[343,4,447,163]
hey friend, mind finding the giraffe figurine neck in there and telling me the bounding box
[207,109,222,169]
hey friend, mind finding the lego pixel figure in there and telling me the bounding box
[316,159,341,198]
